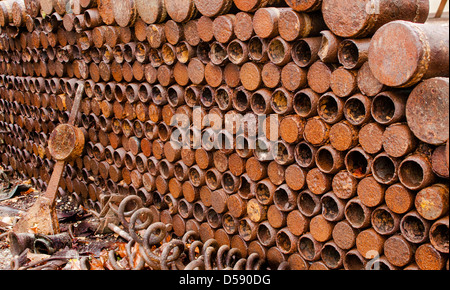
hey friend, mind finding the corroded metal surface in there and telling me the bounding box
[0,0,448,271]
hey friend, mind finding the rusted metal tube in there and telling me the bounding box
[415,184,449,221]
[371,91,407,126]
[316,144,345,175]
[345,146,373,179]
[329,121,359,152]
[371,205,401,236]
[432,145,450,179]
[400,210,431,244]
[371,152,400,185]
[292,37,321,68]
[337,38,370,70]
[317,92,344,125]
[268,37,292,66]
[332,170,358,200]
[343,94,372,126]
[279,10,326,41]
[415,243,446,270]
[430,216,449,254]
[321,191,346,222]
[344,197,373,229]
[297,233,322,261]
[357,61,386,97]
[398,154,436,191]
[234,0,283,13]
[382,123,417,158]
[318,30,343,63]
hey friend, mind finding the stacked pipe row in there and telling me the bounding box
[0,0,449,270]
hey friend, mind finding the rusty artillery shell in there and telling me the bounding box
[317,30,343,63]
[323,0,429,38]
[431,145,450,178]
[318,92,345,125]
[284,164,306,191]
[279,115,305,144]
[382,123,417,158]
[112,0,138,27]
[345,146,373,179]
[213,14,236,44]
[345,197,372,229]
[316,145,345,175]
[285,0,322,12]
[337,38,370,70]
[310,215,333,243]
[267,37,292,66]
[165,0,197,23]
[279,10,326,41]
[371,152,400,185]
[400,210,431,244]
[234,0,284,13]
[304,117,330,147]
[253,7,283,39]
[195,0,233,18]
[371,91,408,126]
[385,183,414,215]
[371,205,401,236]
[330,67,358,98]
[233,12,254,42]
[332,220,358,250]
[398,154,436,191]
[281,62,307,92]
[415,184,449,221]
[329,120,358,152]
[384,235,416,268]
[357,61,386,97]
[293,88,319,119]
[344,94,372,126]
[298,233,322,261]
[356,228,385,259]
[406,77,449,146]
[306,167,332,196]
[369,21,448,88]
[430,216,449,254]
[135,0,166,24]
[358,122,384,155]
[332,170,358,200]
[357,176,385,208]
[286,210,308,236]
[415,243,446,270]
[307,61,336,94]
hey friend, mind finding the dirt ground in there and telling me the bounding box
[0,171,120,270]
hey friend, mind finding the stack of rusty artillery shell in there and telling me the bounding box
[0,0,448,270]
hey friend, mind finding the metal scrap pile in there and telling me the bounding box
[0,0,448,270]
